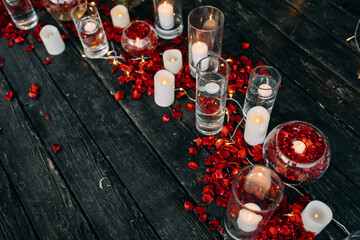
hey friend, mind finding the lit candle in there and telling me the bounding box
[301,200,333,234]
[191,41,208,67]
[158,1,174,30]
[154,69,175,107]
[39,25,65,55]
[237,203,263,232]
[84,21,97,33]
[246,166,271,194]
[203,15,217,30]
[292,140,306,154]
[110,5,130,28]
[257,83,273,98]
[163,49,183,74]
[204,82,220,94]
[244,106,270,146]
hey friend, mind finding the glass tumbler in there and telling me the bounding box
[195,56,229,135]
[152,0,183,39]
[71,3,109,58]
[43,0,84,21]
[346,231,360,240]
[243,65,281,117]
[225,165,284,240]
[188,5,224,77]
[2,0,38,30]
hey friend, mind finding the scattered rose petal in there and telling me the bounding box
[162,114,170,122]
[199,212,207,222]
[114,91,124,101]
[5,91,14,100]
[209,219,219,231]
[0,57,4,62]
[194,206,207,214]
[177,91,187,99]
[30,83,39,92]
[184,201,194,211]
[28,91,38,98]
[8,42,14,48]
[44,58,52,65]
[25,44,34,51]
[185,103,195,111]
[188,161,199,171]
[172,111,182,119]
[189,147,198,155]
[61,34,69,40]
[241,42,250,49]
[14,36,24,44]
[45,114,50,119]
[51,145,62,153]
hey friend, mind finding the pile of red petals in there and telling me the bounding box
[28,83,39,98]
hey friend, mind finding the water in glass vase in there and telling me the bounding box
[3,0,38,30]
[196,73,226,135]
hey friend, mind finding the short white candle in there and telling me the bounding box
[237,203,263,232]
[204,82,220,95]
[84,21,97,33]
[244,106,270,146]
[191,41,208,67]
[158,1,174,30]
[110,5,130,28]
[292,140,306,154]
[301,200,333,234]
[257,83,273,98]
[39,25,65,55]
[163,49,182,74]
[203,15,217,30]
[154,69,175,107]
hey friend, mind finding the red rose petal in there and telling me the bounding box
[241,42,250,49]
[162,114,170,122]
[114,91,124,101]
[185,103,195,111]
[184,201,194,211]
[8,42,14,48]
[45,114,50,119]
[28,91,38,98]
[14,36,24,44]
[44,58,52,65]
[194,206,207,214]
[189,147,198,155]
[199,212,207,222]
[0,57,4,62]
[227,103,237,112]
[188,161,198,171]
[177,91,187,99]
[30,83,39,92]
[25,44,34,51]
[209,219,219,231]
[51,145,62,153]
[172,111,182,119]
[61,34,69,40]
[5,91,14,100]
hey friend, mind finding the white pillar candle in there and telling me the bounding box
[301,200,333,234]
[110,5,130,28]
[154,69,175,107]
[158,1,174,30]
[257,83,273,98]
[237,203,263,232]
[203,15,217,30]
[163,49,182,74]
[244,106,270,146]
[191,41,208,67]
[292,140,306,154]
[39,25,65,55]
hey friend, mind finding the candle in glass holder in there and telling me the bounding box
[40,25,65,55]
[292,140,306,154]
[158,1,174,29]
[191,41,208,67]
[110,5,130,28]
[257,83,272,98]
[301,200,333,234]
[163,49,182,74]
[154,69,175,107]
[244,106,270,146]
[237,203,263,232]
[203,15,217,30]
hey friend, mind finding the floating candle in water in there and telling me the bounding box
[257,83,273,97]
[205,82,220,94]
[84,21,97,32]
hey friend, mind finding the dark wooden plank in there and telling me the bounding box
[0,39,161,239]
[0,160,38,240]
[0,72,97,240]
[326,0,360,19]
[21,10,220,240]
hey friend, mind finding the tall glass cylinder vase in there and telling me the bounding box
[225,165,284,240]
[42,0,84,21]
[152,0,183,39]
[2,0,38,30]
[188,6,224,77]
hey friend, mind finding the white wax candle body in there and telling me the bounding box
[257,83,273,98]
[158,1,174,30]
[163,49,183,74]
[204,82,220,94]
[237,203,263,232]
[244,106,270,146]
[203,17,217,30]
[191,41,208,67]
[292,140,306,154]
[246,166,271,193]
[154,69,175,107]
[39,25,65,55]
[110,5,130,28]
[84,21,97,33]
[301,200,333,234]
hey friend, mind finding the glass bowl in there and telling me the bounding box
[121,20,158,58]
[263,121,330,185]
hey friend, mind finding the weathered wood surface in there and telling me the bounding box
[0,0,360,239]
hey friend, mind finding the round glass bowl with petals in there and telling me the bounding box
[263,121,330,185]
[121,20,158,59]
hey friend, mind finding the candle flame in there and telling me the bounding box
[314,213,319,219]
[117,12,123,17]
[170,58,176,62]
[163,1,167,6]
[136,37,140,43]
[90,1,96,5]
[255,118,260,124]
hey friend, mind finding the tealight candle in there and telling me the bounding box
[84,21,97,33]
[237,203,263,232]
[191,41,208,67]
[154,69,175,107]
[163,49,183,74]
[110,5,130,28]
[204,82,220,94]
[244,106,270,146]
[39,25,65,55]
[203,15,217,30]
[257,83,273,98]
[292,140,306,154]
[301,200,333,234]
[158,1,174,30]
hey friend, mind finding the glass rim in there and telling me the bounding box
[231,164,284,213]
[71,3,99,20]
[188,5,225,32]
[250,65,282,89]
[196,56,230,79]
[123,20,156,40]
[274,120,330,167]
